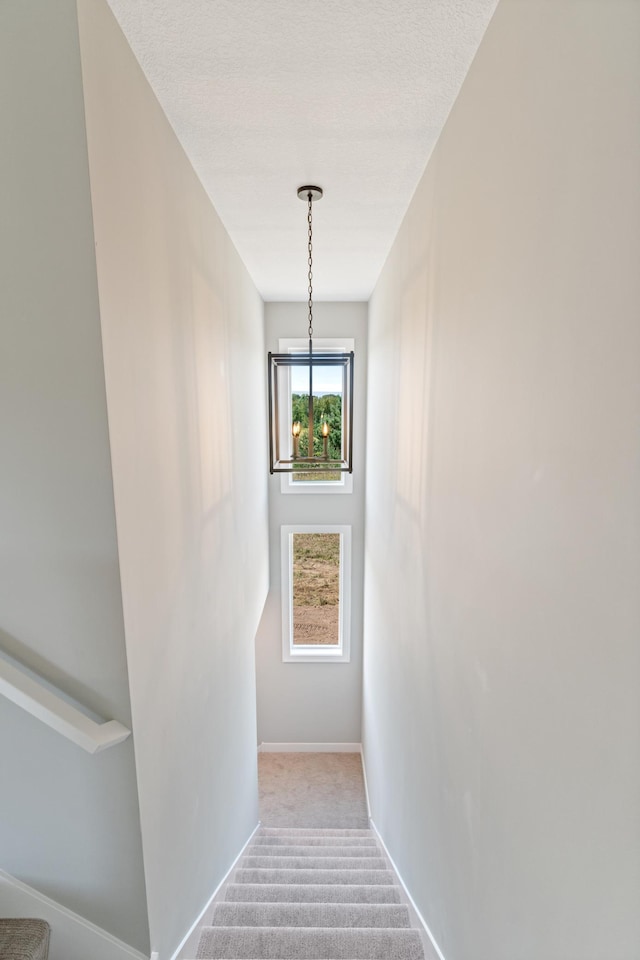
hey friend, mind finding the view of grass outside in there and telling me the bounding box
[291,393,342,483]
[292,533,340,645]
[292,466,342,482]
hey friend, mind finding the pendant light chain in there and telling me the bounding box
[268,184,353,475]
[307,193,313,340]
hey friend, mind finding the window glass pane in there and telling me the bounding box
[291,365,343,483]
[292,533,340,645]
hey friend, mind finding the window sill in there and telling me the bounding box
[283,646,350,664]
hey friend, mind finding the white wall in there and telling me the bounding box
[0,1,148,952]
[77,2,270,958]
[362,2,640,960]
[256,302,367,744]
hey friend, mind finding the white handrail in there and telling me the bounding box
[0,656,131,754]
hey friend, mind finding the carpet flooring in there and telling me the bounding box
[0,920,50,960]
[196,826,426,959]
[192,754,432,958]
[258,752,369,829]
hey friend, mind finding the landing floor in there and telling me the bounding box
[258,752,369,829]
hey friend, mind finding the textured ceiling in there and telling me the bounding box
[106,0,498,300]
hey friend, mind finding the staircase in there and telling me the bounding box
[194,826,426,959]
[0,920,50,960]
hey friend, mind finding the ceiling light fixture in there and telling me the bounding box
[268,186,354,476]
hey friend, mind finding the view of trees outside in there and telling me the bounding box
[292,533,340,645]
[291,391,342,482]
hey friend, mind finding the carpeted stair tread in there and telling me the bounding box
[196,926,424,959]
[223,884,402,904]
[241,857,387,871]
[247,846,382,859]
[197,817,425,960]
[211,902,411,928]
[257,828,372,838]
[0,920,51,960]
[234,869,396,886]
[252,836,378,848]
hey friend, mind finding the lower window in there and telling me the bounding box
[281,524,351,662]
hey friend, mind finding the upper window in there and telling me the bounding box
[279,338,354,495]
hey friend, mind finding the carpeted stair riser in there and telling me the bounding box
[257,827,371,837]
[223,883,402,904]
[241,856,388,870]
[211,902,411,928]
[196,926,424,959]
[252,836,378,847]
[248,844,380,858]
[234,868,397,886]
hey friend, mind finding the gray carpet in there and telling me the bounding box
[210,902,411,927]
[195,827,427,959]
[194,757,430,959]
[197,925,425,959]
[223,883,402,904]
[0,920,50,960]
[258,753,369,828]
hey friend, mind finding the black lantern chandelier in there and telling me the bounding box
[268,186,354,475]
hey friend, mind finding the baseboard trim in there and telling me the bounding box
[0,869,146,960]
[359,744,372,820]
[258,742,361,753]
[171,821,260,960]
[368,819,447,960]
